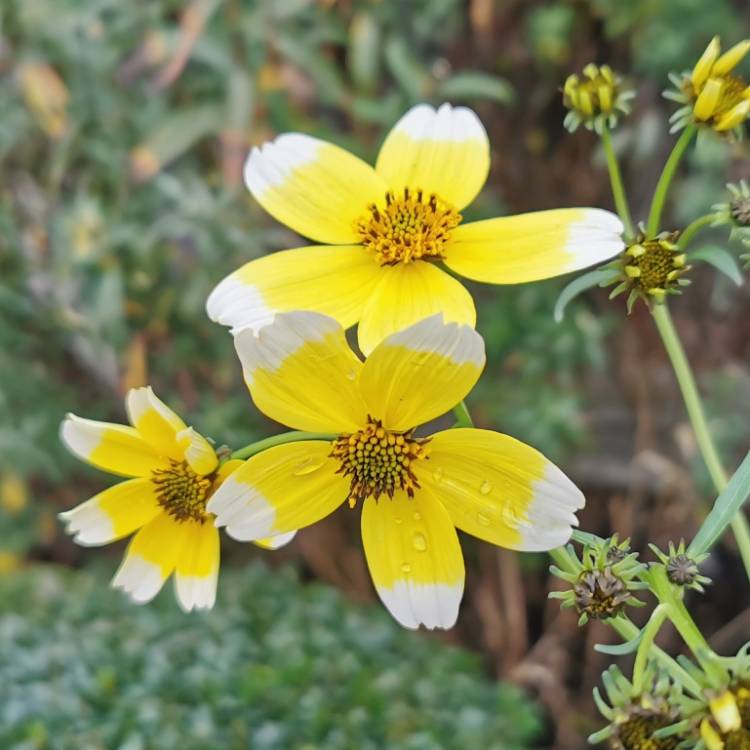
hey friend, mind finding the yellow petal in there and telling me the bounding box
[60,414,164,477]
[713,39,750,76]
[254,530,297,550]
[176,427,218,476]
[125,386,186,459]
[206,245,381,332]
[715,99,750,131]
[360,488,465,630]
[233,311,368,432]
[244,133,386,244]
[207,441,347,541]
[416,428,585,551]
[58,478,162,546]
[112,512,189,603]
[444,208,624,284]
[375,103,489,210]
[691,36,721,91]
[694,77,723,120]
[360,315,484,431]
[700,718,724,750]
[357,261,475,356]
[174,521,220,612]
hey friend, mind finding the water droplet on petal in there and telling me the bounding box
[412,532,427,552]
[477,513,491,527]
[412,511,422,521]
[479,480,492,495]
[400,563,412,574]
[432,467,444,482]
[293,456,323,475]
[346,368,357,381]
[394,517,403,525]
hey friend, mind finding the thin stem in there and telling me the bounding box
[632,604,669,693]
[601,125,634,239]
[646,125,696,236]
[231,431,335,460]
[651,303,750,581]
[452,400,474,428]
[677,213,716,250]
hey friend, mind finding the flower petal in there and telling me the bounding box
[176,427,218,476]
[207,441,347,541]
[712,39,750,76]
[125,386,186,459]
[60,414,164,477]
[691,36,721,90]
[375,103,489,210]
[360,314,484,431]
[417,428,585,551]
[357,261,475,356]
[233,311,368,432]
[244,133,386,244]
[58,478,162,546]
[444,208,624,284]
[360,488,464,630]
[715,99,750,131]
[254,530,297,550]
[206,245,382,332]
[694,77,723,120]
[112,513,188,604]
[174,522,220,612]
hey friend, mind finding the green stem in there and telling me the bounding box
[452,400,474,428]
[632,604,669,693]
[601,125,634,239]
[651,303,750,581]
[231,431,335,460]
[646,125,696,236]
[677,213,716,250]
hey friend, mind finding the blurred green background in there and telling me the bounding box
[1,0,749,747]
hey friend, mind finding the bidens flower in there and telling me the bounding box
[562,63,635,134]
[667,36,750,134]
[207,102,624,354]
[207,312,585,630]
[59,387,294,611]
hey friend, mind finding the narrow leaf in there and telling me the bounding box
[690,246,743,286]
[436,71,515,105]
[689,450,750,556]
[594,631,643,655]
[554,268,619,322]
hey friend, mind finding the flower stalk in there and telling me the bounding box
[231,431,336,460]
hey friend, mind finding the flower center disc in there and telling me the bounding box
[151,459,213,523]
[688,74,748,121]
[356,187,461,266]
[331,417,429,507]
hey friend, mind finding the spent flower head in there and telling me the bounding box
[649,540,711,593]
[589,663,683,749]
[562,63,635,134]
[666,36,750,135]
[712,181,750,266]
[606,227,690,312]
[549,535,648,625]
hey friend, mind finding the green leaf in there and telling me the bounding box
[688,450,750,556]
[594,630,643,655]
[553,268,619,323]
[436,71,515,105]
[690,245,744,286]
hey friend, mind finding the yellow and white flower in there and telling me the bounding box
[207,312,585,630]
[667,36,750,134]
[59,386,294,611]
[207,102,625,354]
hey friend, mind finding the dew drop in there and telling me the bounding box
[346,368,357,381]
[400,563,412,574]
[394,517,403,525]
[477,513,491,527]
[432,467,444,482]
[412,532,427,552]
[293,456,323,475]
[479,480,492,495]
[412,511,422,521]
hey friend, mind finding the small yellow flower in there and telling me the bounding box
[667,36,750,134]
[18,61,70,140]
[207,103,624,354]
[562,63,635,133]
[59,387,293,611]
[207,313,585,629]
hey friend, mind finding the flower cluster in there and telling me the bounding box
[58,103,626,627]
[563,63,635,133]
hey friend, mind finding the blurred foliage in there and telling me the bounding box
[0,562,540,750]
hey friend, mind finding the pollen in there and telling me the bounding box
[151,459,214,523]
[356,187,461,266]
[330,417,429,507]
